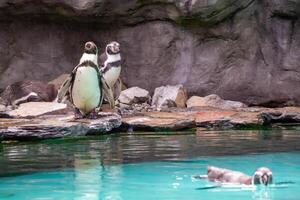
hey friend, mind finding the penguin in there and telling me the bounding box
[196,166,273,186]
[56,41,115,118]
[100,41,122,100]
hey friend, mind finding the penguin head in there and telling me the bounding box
[106,41,120,55]
[252,167,273,186]
[84,41,98,55]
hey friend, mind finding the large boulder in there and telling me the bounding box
[0,80,57,105]
[0,80,57,106]
[0,0,299,107]
[117,87,150,106]
[187,94,247,110]
[152,85,187,109]
[48,74,70,91]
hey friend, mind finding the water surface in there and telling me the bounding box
[0,129,299,200]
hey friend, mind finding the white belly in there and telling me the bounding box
[71,67,101,114]
[103,66,121,88]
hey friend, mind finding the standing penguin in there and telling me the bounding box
[100,41,122,100]
[56,41,115,118]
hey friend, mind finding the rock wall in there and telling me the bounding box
[0,0,299,106]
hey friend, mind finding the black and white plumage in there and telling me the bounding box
[56,41,114,118]
[100,41,122,100]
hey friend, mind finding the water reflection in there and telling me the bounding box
[74,156,102,200]
[0,129,300,176]
[252,188,273,200]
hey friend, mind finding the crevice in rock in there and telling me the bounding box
[257,44,268,66]
[289,19,296,49]
[271,12,299,21]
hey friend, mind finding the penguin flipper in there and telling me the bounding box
[101,76,115,109]
[113,78,122,100]
[56,75,72,103]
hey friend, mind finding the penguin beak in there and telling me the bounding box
[262,174,268,185]
[113,45,120,53]
[260,173,273,186]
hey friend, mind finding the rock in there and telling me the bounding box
[121,112,196,132]
[0,0,299,107]
[117,87,150,105]
[0,80,57,106]
[0,112,122,140]
[8,102,68,118]
[0,104,6,112]
[48,74,70,91]
[0,97,6,115]
[117,103,154,116]
[191,109,262,129]
[187,95,247,110]
[152,85,187,109]
[120,105,283,131]
[2,105,300,140]
[0,96,5,105]
[259,107,300,124]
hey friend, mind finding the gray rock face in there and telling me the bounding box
[0,0,299,106]
[152,85,187,108]
[117,87,151,105]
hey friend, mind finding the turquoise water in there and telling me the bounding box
[0,130,300,200]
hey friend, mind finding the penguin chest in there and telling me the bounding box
[103,66,121,88]
[72,67,101,114]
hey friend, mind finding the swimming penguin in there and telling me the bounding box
[197,166,273,186]
[100,41,122,100]
[56,41,115,118]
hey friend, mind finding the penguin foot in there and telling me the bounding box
[86,110,99,119]
[74,108,84,119]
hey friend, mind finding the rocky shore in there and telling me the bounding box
[0,85,300,140]
[0,0,299,107]
[0,0,299,141]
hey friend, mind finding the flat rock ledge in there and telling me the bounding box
[121,107,300,131]
[0,112,121,140]
[1,106,300,140]
[121,112,196,132]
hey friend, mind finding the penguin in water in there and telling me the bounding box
[196,166,273,186]
[100,41,122,100]
[56,41,115,118]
